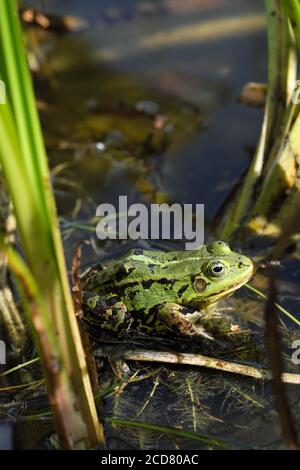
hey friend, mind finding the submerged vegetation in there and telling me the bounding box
[0,0,300,451]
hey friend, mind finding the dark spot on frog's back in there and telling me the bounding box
[157,278,173,285]
[115,264,135,281]
[177,284,189,297]
[115,264,127,281]
[142,279,154,289]
[106,295,120,306]
[128,290,137,300]
[133,248,143,255]
[147,263,156,270]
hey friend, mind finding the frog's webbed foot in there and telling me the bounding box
[82,292,132,335]
[157,302,214,340]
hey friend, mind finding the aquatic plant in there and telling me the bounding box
[0,0,103,449]
[215,0,300,243]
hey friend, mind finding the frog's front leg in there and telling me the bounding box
[157,302,213,340]
[82,292,132,335]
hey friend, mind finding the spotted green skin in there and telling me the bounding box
[81,241,253,337]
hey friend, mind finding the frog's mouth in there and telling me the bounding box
[197,268,254,307]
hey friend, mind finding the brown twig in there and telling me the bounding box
[110,349,300,384]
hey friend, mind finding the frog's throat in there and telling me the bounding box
[196,272,253,307]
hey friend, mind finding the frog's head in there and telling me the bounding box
[182,241,254,307]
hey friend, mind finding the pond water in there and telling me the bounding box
[4,0,300,450]
[24,0,268,256]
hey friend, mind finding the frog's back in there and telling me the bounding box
[81,246,209,292]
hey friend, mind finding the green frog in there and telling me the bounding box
[81,241,253,339]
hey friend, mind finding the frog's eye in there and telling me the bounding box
[206,261,226,278]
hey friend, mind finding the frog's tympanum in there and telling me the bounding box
[81,241,253,339]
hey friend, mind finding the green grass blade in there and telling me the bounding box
[0,1,104,448]
[282,0,300,50]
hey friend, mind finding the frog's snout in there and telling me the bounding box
[250,259,257,279]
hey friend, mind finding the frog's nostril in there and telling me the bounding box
[237,257,254,276]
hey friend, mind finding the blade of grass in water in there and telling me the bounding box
[104,417,232,449]
[0,0,103,448]
[245,284,300,327]
[0,357,39,378]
